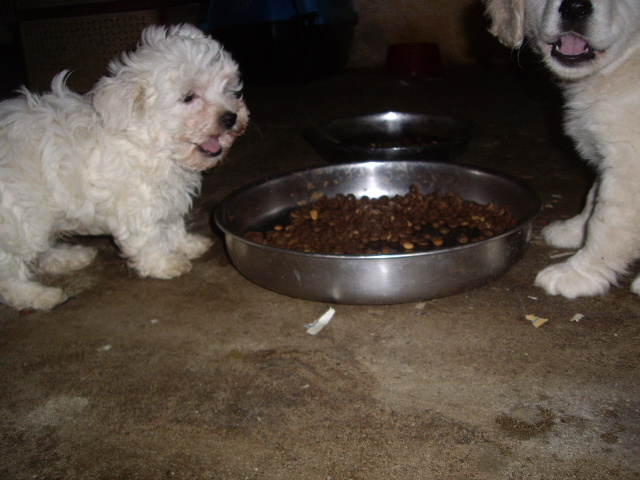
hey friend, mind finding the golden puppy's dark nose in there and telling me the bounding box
[559,0,593,22]
[220,111,237,129]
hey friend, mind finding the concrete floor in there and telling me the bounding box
[1,65,639,479]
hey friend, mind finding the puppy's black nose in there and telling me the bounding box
[559,0,593,21]
[220,111,237,129]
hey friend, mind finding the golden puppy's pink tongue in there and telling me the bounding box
[558,34,588,56]
[198,137,222,157]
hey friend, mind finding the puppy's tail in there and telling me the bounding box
[50,70,74,96]
[12,70,75,105]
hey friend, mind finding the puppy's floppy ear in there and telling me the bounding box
[92,74,146,132]
[484,0,525,48]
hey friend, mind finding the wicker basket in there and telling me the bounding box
[18,0,205,93]
[16,0,115,8]
[19,9,158,93]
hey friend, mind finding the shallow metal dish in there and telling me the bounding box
[303,111,475,163]
[214,161,540,304]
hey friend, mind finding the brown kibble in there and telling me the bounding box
[243,186,517,255]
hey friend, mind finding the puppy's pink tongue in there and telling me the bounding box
[559,34,588,56]
[199,137,222,156]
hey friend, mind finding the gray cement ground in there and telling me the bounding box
[1,65,639,479]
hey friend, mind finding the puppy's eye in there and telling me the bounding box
[182,92,196,103]
[227,89,242,99]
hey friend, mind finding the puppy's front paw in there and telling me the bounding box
[535,260,611,298]
[1,281,68,311]
[38,245,97,275]
[180,233,213,260]
[30,286,69,310]
[134,255,192,279]
[541,218,585,249]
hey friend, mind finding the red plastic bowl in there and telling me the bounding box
[385,42,443,77]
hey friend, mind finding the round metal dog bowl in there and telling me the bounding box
[303,111,475,163]
[214,161,540,304]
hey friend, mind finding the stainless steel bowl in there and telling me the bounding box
[214,161,540,304]
[303,111,475,163]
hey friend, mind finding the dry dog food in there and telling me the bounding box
[244,184,517,255]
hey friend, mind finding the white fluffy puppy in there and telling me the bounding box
[485,0,640,298]
[0,24,249,310]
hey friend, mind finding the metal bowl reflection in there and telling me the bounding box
[303,111,475,163]
[214,161,540,304]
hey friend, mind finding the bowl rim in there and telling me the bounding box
[303,110,477,149]
[214,160,541,261]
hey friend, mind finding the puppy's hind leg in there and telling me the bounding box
[38,244,97,275]
[541,183,596,249]
[0,250,67,310]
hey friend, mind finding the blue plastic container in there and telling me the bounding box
[201,0,358,83]
[202,0,357,29]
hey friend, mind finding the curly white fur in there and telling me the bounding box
[485,0,640,298]
[0,24,249,310]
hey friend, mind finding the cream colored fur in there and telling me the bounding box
[485,0,640,298]
[0,24,249,310]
